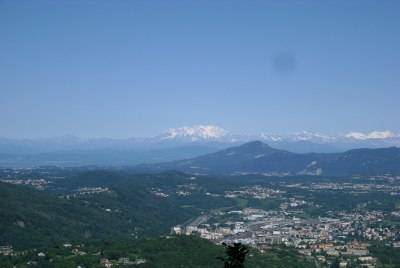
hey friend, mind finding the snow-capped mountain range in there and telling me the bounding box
[0,125,399,168]
[157,125,229,141]
[154,125,400,147]
[152,126,400,154]
[154,125,399,143]
[1,125,399,151]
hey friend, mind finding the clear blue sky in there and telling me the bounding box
[1,0,399,138]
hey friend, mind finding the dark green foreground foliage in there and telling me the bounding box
[220,243,249,268]
[369,244,400,267]
[0,171,238,249]
[0,179,195,249]
[0,236,315,268]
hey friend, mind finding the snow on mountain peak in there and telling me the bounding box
[345,130,397,140]
[291,131,336,142]
[155,126,399,145]
[161,125,228,141]
[259,133,283,142]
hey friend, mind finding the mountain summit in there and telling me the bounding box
[140,141,400,177]
[157,125,228,141]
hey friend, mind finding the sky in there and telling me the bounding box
[1,0,399,138]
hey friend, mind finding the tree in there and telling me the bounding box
[219,243,249,268]
[330,258,340,268]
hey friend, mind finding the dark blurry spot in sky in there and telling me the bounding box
[271,52,297,75]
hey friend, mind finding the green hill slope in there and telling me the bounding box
[0,235,315,268]
[0,181,195,249]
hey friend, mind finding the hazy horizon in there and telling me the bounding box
[0,124,399,143]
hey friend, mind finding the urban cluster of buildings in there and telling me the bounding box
[100,257,146,267]
[0,178,50,190]
[173,203,399,267]
[289,181,400,195]
[77,186,110,195]
[0,246,13,256]
[223,185,284,199]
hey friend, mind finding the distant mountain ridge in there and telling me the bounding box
[1,125,399,153]
[139,141,400,177]
[1,125,400,167]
